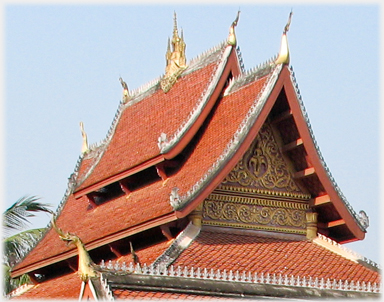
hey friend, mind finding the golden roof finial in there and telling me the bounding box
[275,10,293,65]
[227,10,240,46]
[80,121,89,154]
[161,12,187,93]
[119,76,130,103]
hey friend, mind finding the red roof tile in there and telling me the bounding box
[172,230,380,284]
[12,272,81,300]
[113,288,231,300]
[13,65,270,275]
[77,56,221,191]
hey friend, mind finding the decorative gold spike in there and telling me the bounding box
[161,12,187,93]
[275,10,293,65]
[227,10,240,46]
[51,214,98,281]
[80,122,89,154]
[119,77,130,103]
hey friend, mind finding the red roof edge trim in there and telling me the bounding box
[160,45,240,158]
[174,63,284,215]
[73,155,165,198]
[285,67,366,241]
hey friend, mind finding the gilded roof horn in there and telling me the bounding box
[227,10,240,46]
[275,10,293,65]
[80,121,89,154]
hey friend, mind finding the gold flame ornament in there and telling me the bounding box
[275,10,293,65]
[227,10,240,46]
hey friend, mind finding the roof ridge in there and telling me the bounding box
[223,53,278,96]
[187,40,227,68]
[98,261,381,294]
[288,66,369,233]
[314,234,380,270]
[158,44,234,154]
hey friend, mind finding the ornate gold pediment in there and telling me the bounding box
[223,122,303,194]
[202,122,310,235]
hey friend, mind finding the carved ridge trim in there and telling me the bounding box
[206,194,309,210]
[203,200,307,229]
[202,220,307,235]
[216,185,311,200]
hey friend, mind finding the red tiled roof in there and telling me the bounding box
[172,230,380,284]
[113,288,230,300]
[13,64,271,275]
[77,55,221,191]
[116,240,170,265]
[12,272,81,300]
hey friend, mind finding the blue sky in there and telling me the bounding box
[4,5,380,264]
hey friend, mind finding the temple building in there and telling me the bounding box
[9,11,380,300]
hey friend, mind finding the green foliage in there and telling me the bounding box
[3,196,51,234]
[3,196,52,296]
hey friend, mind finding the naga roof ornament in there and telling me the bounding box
[275,10,293,65]
[80,121,89,154]
[50,214,98,281]
[160,12,187,93]
[227,10,240,46]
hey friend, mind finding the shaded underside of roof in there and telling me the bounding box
[172,229,380,284]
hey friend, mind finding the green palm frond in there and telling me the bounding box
[3,196,51,233]
[3,228,45,267]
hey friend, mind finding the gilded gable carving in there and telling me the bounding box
[223,122,302,193]
[202,194,308,234]
[202,122,310,235]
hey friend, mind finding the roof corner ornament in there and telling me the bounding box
[160,12,187,93]
[275,10,293,65]
[227,10,240,46]
[80,122,89,154]
[169,187,181,209]
[358,210,369,229]
[50,214,98,281]
[119,77,130,103]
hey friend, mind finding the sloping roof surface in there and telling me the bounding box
[12,272,81,300]
[76,46,225,190]
[12,57,272,274]
[172,230,380,284]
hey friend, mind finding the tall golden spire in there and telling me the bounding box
[227,10,240,46]
[275,10,293,65]
[161,12,187,93]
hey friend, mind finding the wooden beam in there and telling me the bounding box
[271,109,293,124]
[310,194,331,207]
[327,219,346,228]
[282,138,303,152]
[293,167,315,179]
[156,163,168,181]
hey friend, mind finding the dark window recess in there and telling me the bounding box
[88,182,125,206]
[125,166,161,191]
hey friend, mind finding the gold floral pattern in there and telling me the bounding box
[223,123,301,193]
[203,200,306,229]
